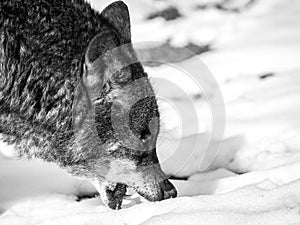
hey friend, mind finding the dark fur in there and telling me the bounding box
[0,0,176,209]
[0,0,141,165]
[0,0,102,162]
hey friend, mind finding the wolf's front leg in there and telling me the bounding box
[93,181,127,209]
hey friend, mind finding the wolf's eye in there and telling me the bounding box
[140,127,151,142]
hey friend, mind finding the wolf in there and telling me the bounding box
[0,0,177,209]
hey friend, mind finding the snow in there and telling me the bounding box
[1,178,300,225]
[1,0,300,224]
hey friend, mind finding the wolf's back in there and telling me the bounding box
[0,0,104,161]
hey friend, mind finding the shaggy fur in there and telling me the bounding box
[1,0,100,161]
[0,0,176,209]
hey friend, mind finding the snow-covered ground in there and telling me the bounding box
[1,0,300,224]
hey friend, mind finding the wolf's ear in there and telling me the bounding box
[82,1,134,101]
[100,1,131,44]
[83,30,120,99]
[73,2,133,130]
[83,32,134,101]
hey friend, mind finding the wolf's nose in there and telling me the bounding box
[160,179,177,200]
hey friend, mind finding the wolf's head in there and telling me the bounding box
[72,1,177,202]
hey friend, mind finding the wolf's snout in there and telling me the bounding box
[133,162,177,202]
